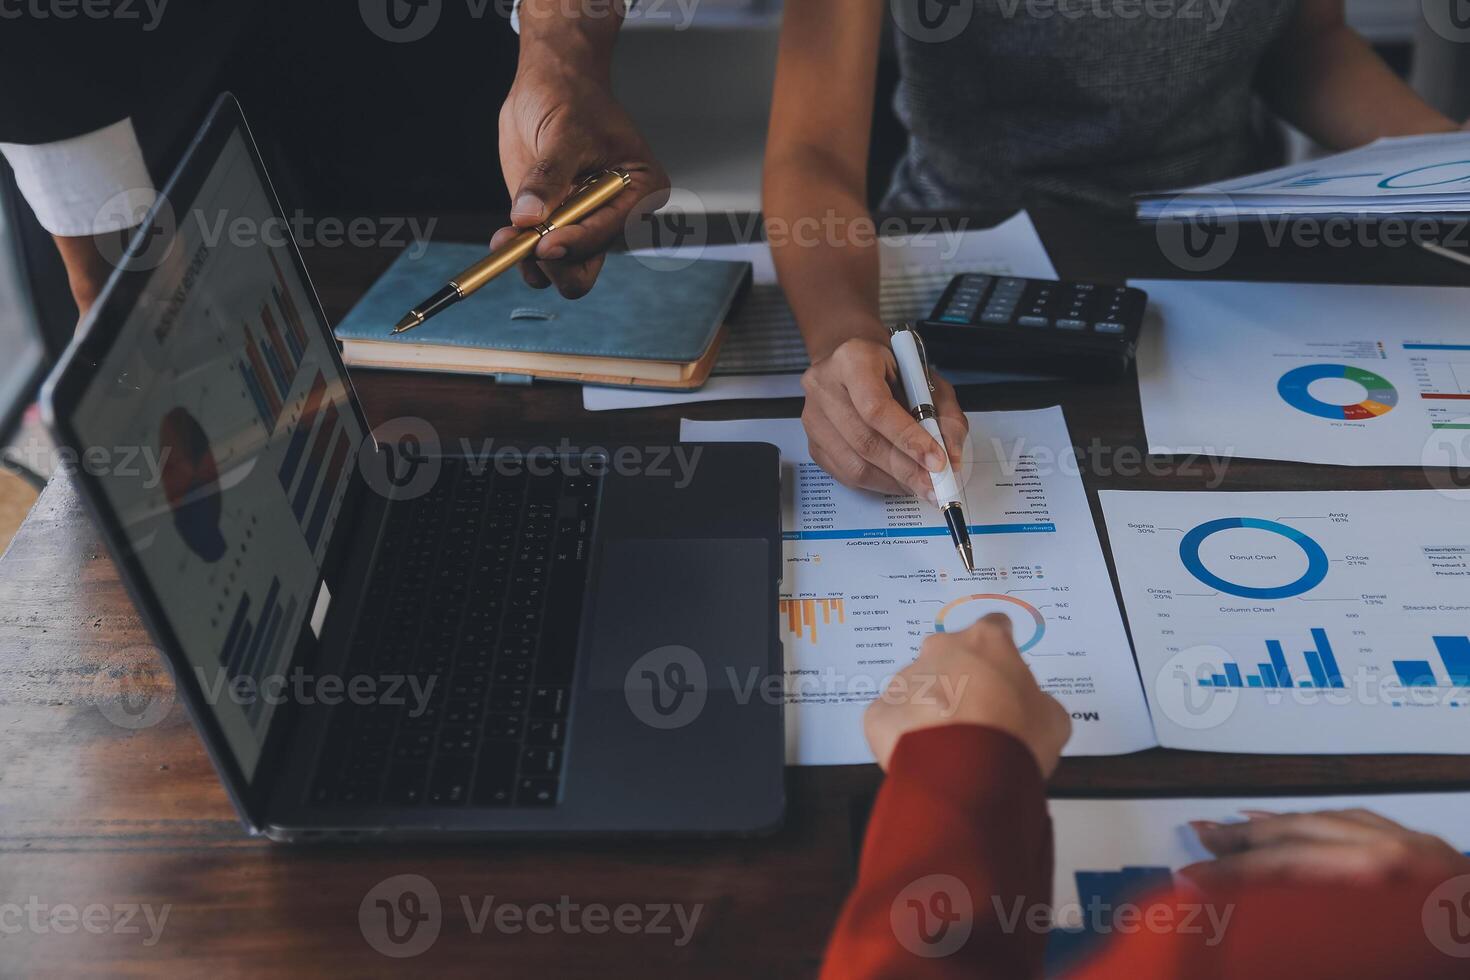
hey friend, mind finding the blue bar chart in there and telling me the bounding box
[1392,636,1470,689]
[1199,628,1345,690]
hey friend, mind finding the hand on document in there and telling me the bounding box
[1183,808,1470,891]
[801,336,969,500]
[864,616,1072,778]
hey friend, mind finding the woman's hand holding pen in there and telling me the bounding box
[800,331,970,500]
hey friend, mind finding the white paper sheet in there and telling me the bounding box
[682,407,1158,765]
[1137,132,1470,217]
[585,212,1060,411]
[1100,489,1470,754]
[1134,279,1470,466]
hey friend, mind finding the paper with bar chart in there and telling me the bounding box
[1100,490,1470,754]
[682,407,1156,764]
[1136,279,1470,466]
[1044,792,1470,975]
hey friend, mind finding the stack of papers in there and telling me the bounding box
[1137,133,1470,219]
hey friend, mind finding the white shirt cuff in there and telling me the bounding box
[0,118,156,237]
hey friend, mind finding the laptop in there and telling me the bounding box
[41,94,785,840]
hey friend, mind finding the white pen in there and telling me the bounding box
[889,323,975,573]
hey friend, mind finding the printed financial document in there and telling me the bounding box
[1101,489,1470,754]
[1136,279,1470,467]
[682,407,1156,764]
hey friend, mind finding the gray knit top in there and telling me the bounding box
[883,0,1300,211]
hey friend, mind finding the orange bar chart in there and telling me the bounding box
[779,597,846,644]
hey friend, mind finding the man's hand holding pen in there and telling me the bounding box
[496,1,669,299]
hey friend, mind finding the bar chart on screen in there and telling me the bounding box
[1102,489,1470,754]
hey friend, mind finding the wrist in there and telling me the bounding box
[804,314,889,363]
[887,724,1049,815]
[516,1,621,79]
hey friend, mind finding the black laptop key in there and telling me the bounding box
[438,727,478,757]
[473,742,519,805]
[442,699,485,727]
[493,660,532,686]
[525,719,564,746]
[530,686,569,719]
[428,758,473,805]
[521,746,560,777]
[484,712,525,741]
[517,777,559,807]
[385,764,429,805]
[489,686,529,712]
[393,731,434,761]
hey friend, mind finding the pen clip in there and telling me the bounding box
[895,322,936,395]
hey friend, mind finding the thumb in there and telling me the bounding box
[980,612,1014,639]
[510,158,577,228]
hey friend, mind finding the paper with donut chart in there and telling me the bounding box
[1100,489,1470,755]
[1135,279,1470,467]
[681,407,1156,764]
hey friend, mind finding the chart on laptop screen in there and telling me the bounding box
[71,130,363,777]
[1101,490,1470,755]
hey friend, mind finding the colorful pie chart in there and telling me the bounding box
[159,407,228,563]
[1277,364,1398,421]
[934,594,1046,653]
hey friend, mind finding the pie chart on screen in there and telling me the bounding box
[159,407,227,562]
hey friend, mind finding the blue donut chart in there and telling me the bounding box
[1179,518,1329,600]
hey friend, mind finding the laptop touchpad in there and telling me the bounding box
[582,538,771,692]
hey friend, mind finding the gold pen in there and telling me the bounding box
[391,168,633,335]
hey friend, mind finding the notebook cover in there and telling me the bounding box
[333,245,751,364]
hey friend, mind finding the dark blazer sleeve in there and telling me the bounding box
[0,20,141,144]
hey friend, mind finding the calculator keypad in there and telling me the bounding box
[933,274,1144,336]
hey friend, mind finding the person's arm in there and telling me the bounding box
[821,617,1072,978]
[495,0,668,298]
[1258,0,1460,148]
[0,118,155,319]
[764,0,967,501]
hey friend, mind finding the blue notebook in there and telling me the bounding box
[334,245,752,389]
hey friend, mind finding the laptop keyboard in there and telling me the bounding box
[309,457,599,808]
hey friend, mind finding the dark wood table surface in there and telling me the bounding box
[2,212,1468,976]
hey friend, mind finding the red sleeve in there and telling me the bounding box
[823,725,1470,980]
[819,724,1054,980]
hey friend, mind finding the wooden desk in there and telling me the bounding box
[2,214,1467,975]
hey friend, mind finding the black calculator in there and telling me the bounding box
[917,274,1150,379]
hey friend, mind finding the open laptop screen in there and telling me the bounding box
[69,127,365,779]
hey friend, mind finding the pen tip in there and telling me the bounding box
[391,313,421,335]
[960,544,975,574]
